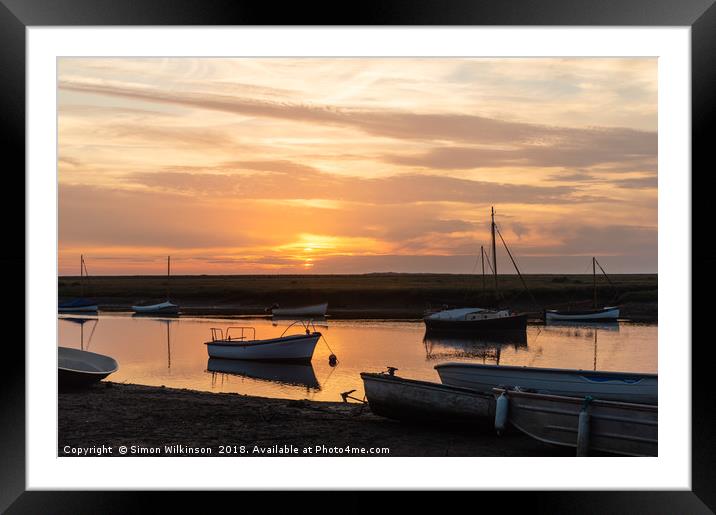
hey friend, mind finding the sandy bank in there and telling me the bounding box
[58,382,572,457]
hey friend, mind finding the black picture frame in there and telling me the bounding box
[3,0,713,512]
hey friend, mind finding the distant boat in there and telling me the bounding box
[361,370,494,425]
[204,325,321,363]
[58,346,118,388]
[131,300,180,315]
[208,358,320,389]
[424,308,528,334]
[131,256,180,315]
[59,255,98,313]
[435,362,657,404]
[545,257,620,322]
[424,207,529,335]
[271,303,328,317]
[493,388,657,456]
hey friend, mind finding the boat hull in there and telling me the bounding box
[131,301,180,315]
[495,388,657,456]
[58,346,118,389]
[271,303,328,317]
[361,372,494,425]
[436,363,657,404]
[58,298,98,313]
[205,333,321,363]
[545,307,620,321]
[424,313,528,335]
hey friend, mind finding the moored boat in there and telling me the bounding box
[424,308,528,334]
[58,297,98,313]
[58,346,118,388]
[545,306,620,321]
[131,300,180,315]
[435,362,657,404]
[271,303,328,317]
[361,370,494,425]
[59,255,98,313]
[204,326,321,363]
[493,388,657,456]
[544,258,620,322]
[131,256,180,315]
[423,207,529,335]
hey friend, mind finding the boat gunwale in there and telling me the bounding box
[58,347,119,375]
[492,387,658,411]
[437,362,657,379]
[360,372,493,398]
[204,332,322,347]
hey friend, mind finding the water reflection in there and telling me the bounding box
[57,314,656,402]
[59,316,99,351]
[207,358,320,390]
[423,332,528,364]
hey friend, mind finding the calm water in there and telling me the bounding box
[58,314,657,402]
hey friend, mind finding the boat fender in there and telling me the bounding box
[576,396,593,457]
[494,392,509,435]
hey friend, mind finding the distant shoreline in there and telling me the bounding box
[59,273,657,322]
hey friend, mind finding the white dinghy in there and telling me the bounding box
[204,326,321,363]
[58,346,118,388]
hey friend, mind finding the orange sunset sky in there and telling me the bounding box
[58,58,657,276]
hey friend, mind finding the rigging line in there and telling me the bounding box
[495,225,540,309]
[594,258,616,287]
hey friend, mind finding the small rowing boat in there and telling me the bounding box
[493,388,657,456]
[58,346,118,388]
[361,369,494,425]
[271,303,328,317]
[204,326,321,363]
[435,362,657,404]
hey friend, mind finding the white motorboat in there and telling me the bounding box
[493,388,657,456]
[204,326,321,363]
[361,370,494,425]
[58,346,118,388]
[271,303,328,317]
[435,362,657,404]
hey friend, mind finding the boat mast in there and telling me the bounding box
[491,206,498,299]
[167,255,171,301]
[80,254,85,297]
[481,245,486,295]
[593,256,597,308]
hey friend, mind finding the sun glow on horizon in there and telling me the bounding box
[58,57,657,275]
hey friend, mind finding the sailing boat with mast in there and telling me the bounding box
[59,255,98,313]
[423,207,528,335]
[131,256,180,315]
[544,257,619,322]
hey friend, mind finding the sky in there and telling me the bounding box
[58,58,657,276]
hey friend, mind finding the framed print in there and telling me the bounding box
[3,0,715,512]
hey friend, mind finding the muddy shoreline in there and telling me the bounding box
[58,382,572,457]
